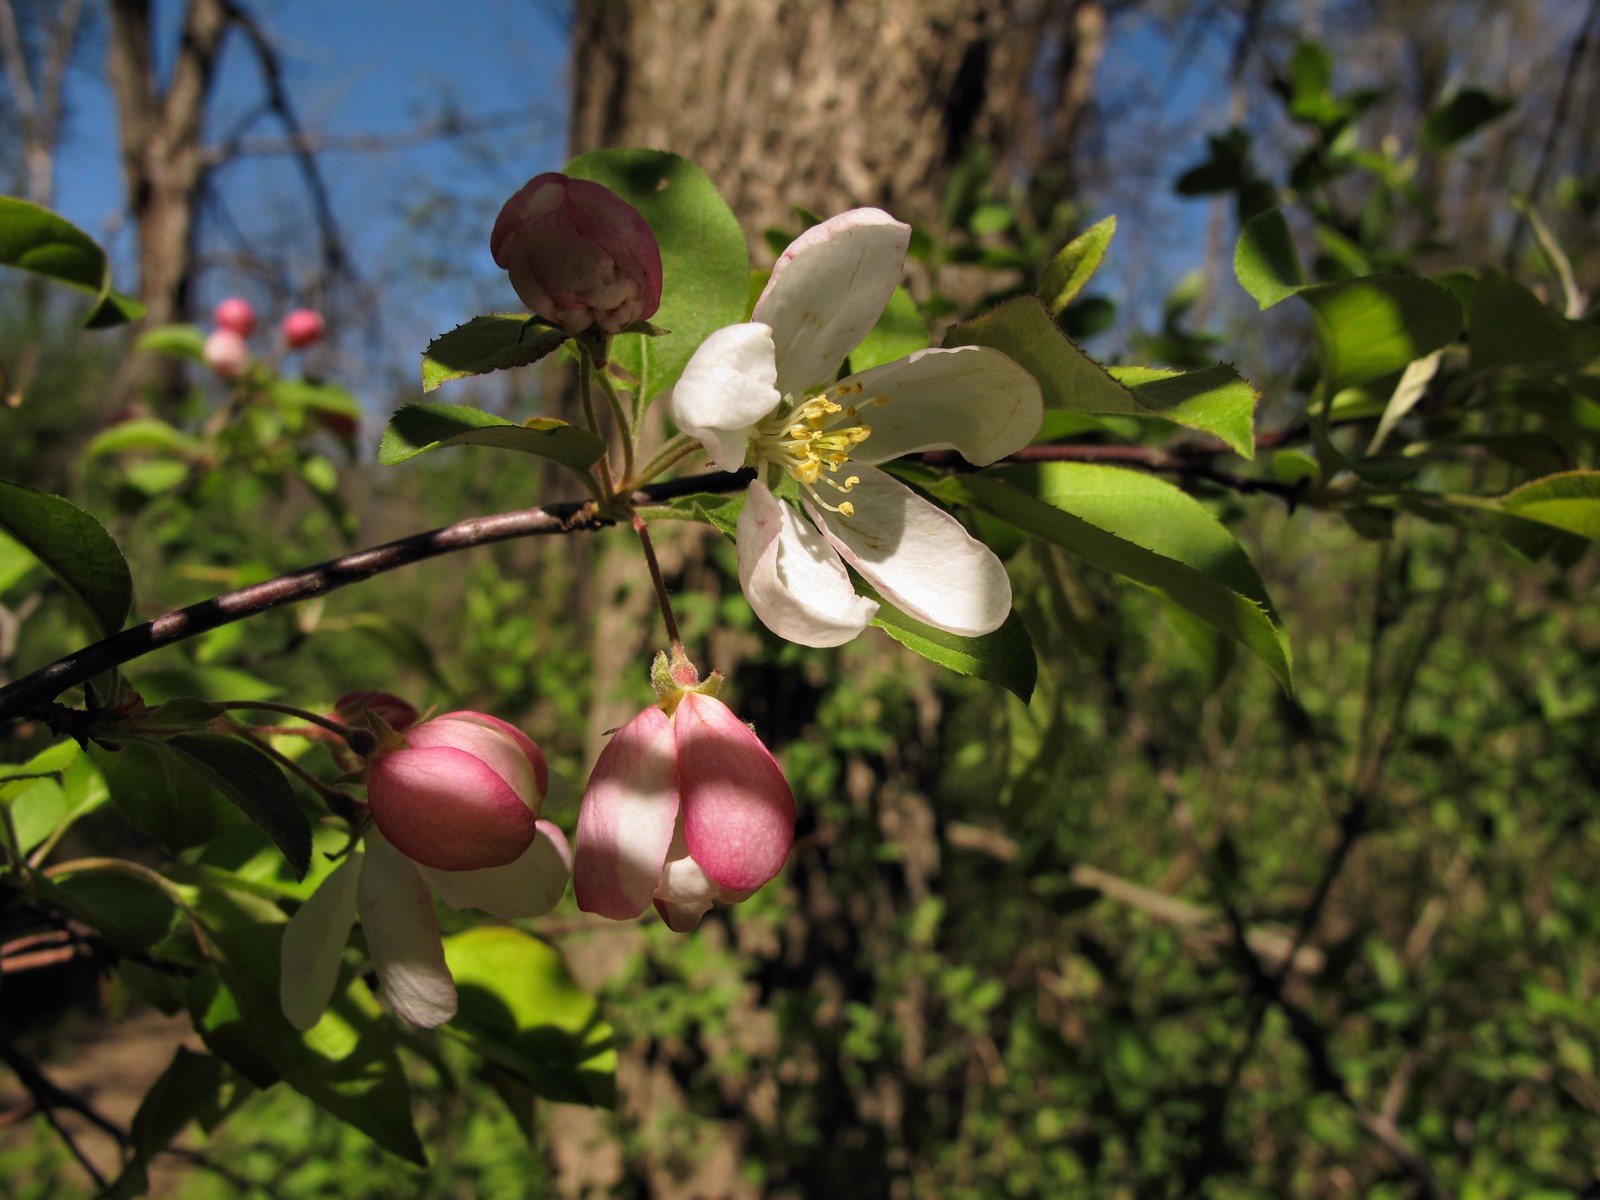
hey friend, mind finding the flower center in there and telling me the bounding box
[754,382,878,517]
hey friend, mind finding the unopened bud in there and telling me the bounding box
[490,172,663,335]
[214,297,257,337]
[282,308,326,349]
[203,328,250,378]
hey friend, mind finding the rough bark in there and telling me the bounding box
[569,0,1105,254]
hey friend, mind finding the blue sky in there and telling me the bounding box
[41,2,1241,397]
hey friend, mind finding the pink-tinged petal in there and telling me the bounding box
[406,711,547,807]
[653,827,755,933]
[736,479,878,647]
[420,821,572,919]
[367,745,538,872]
[669,323,780,471]
[807,467,1013,636]
[574,706,679,920]
[279,854,361,1031]
[357,832,456,1028]
[754,209,911,399]
[676,691,795,893]
[843,346,1043,466]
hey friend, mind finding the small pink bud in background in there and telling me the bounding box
[365,711,548,872]
[334,690,419,733]
[575,691,794,931]
[214,297,256,337]
[491,172,663,335]
[281,308,326,349]
[203,328,249,378]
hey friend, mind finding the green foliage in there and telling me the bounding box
[565,148,749,404]
[0,196,143,327]
[0,478,133,637]
[419,315,569,391]
[378,401,606,475]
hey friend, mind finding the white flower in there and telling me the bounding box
[279,823,570,1029]
[670,209,1042,648]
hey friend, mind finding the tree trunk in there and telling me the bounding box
[569,0,1105,254]
[105,0,232,408]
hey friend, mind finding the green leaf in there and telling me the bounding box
[419,315,569,391]
[1299,276,1462,392]
[868,593,1036,702]
[1421,87,1513,150]
[0,479,132,637]
[445,927,617,1108]
[129,1048,227,1163]
[0,530,38,594]
[566,149,748,404]
[1466,268,1569,371]
[1110,365,1259,460]
[946,465,1292,690]
[44,868,177,953]
[650,490,745,537]
[85,417,199,459]
[848,286,927,373]
[135,324,207,361]
[0,196,145,327]
[946,297,1257,456]
[92,741,241,851]
[269,379,362,421]
[1235,209,1307,310]
[378,402,606,473]
[1497,471,1600,540]
[182,880,425,1163]
[166,734,311,879]
[1038,216,1116,315]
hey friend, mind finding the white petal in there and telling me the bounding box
[279,854,362,1032]
[669,323,780,471]
[736,479,878,647]
[844,346,1043,466]
[654,826,752,933]
[419,821,572,919]
[754,209,910,399]
[356,830,457,1028]
[806,467,1013,636]
[572,706,679,920]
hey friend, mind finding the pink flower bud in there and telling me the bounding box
[281,308,326,349]
[214,297,257,337]
[203,328,250,378]
[575,691,794,931]
[365,711,548,872]
[334,690,419,733]
[490,172,663,335]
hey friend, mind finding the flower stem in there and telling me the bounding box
[628,433,704,492]
[632,513,682,649]
[211,701,375,756]
[589,352,636,485]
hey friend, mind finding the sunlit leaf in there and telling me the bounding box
[867,593,1036,702]
[445,926,617,1107]
[945,464,1292,690]
[1497,471,1600,540]
[420,315,568,391]
[1235,208,1307,310]
[1038,215,1116,315]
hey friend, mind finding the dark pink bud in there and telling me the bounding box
[282,308,326,349]
[490,172,663,335]
[203,329,249,378]
[334,690,419,733]
[214,297,256,337]
[366,711,548,872]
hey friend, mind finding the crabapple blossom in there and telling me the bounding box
[281,308,326,349]
[279,709,570,1030]
[365,710,547,872]
[575,688,794,932]
[670,208,1043,648]
[202,328,249,378]
[213,296,256,336]
[490,172,663,335]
